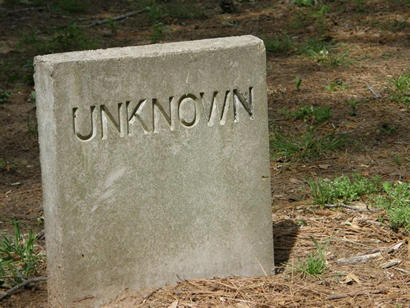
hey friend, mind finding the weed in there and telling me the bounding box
[28,91,36,104]
[392,154,402,166]
[297,38,331,56]
[287,105,331,123]
[0,221,44,288]
[19,25,97,55]
[151,23,164,43]
[293,0,315,7]
[296,219,307,226]
[307,174,382,206]
[146,0,163,23]
[345,99,361,116]
[385,20,407,32]
[0,89,11,104]
[107,18,118,36]
[353,0,366,12]
[47,25,98,53]
[263,34,294,55]
[0,158,15,172]
[380,122,397,136]
[296,236,330,277]
[325,79,348,92]
[26,114,38,136]
[55,0,90,12]
[270,130,346,162]
[295,77,302,91]
[165,2,207,20]
[388,73,410,105]
[290,11,315,30]
[375,181,409,232]
[310,47,350,66]
[290,6,328,34]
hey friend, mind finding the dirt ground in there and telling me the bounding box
[0,0,409,307]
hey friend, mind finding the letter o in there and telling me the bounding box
[178,94,200,128]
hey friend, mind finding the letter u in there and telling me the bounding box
[72,106,97,142]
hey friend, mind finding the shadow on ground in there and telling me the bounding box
[273,219,299,271]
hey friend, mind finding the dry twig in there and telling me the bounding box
[327,288,386,300]
[337,251,382,265]
[381,259,401,269]
[79,9,147,28]
[0,277,47,301]
[324,204,381,212]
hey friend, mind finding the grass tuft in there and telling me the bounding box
[263,34,295,55]
[375,182,409,231]
[295,236,330,277]
[0,90,11,104]
[270,130,346,162]
[307,174,382,206]
[388,73,410,105]
[284,105,331,123]
[0,222,44,288]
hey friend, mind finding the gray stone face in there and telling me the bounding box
[34,35,273,307]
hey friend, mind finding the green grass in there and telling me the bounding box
[270,130,346,162]
[293,0,315,7]
[298,39,351,67]
[0,90,11,104]
[284,105,331,123]
[325,79,349,92]
[297,38,332,56]
[144,0,206,23]
[263,34,295,55]
[0,222,44,288]
[150,23,165,43]
[16,25,98,84]
[19,25,98,55]
[165,1,207,19]
[55,0,90,12]
[375,182,410,232]
[345,99,361,116]
[295,236,330,277]
[388,73,410,105]
[307,174,382,206]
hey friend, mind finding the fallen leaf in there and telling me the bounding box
[289,178,303,184]
[319,164,330,169]
[344,272,361,284]
[235,303,250,308]
[168,300,178,308]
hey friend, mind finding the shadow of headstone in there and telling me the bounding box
[273,219,299,271]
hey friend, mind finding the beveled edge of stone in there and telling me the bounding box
[34,35,264,65]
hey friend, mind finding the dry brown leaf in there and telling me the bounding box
[344,273,361,285]
[168,300,178,308]
[289,178,303,184]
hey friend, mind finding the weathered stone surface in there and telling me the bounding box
[34,35,273,307]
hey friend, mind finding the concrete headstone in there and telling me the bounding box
[34,35,273,307]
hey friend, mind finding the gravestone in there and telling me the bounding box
[34,35,273,307]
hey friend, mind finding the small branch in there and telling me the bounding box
[327,288,386,300]
[387,241,404,254]
[36,230,45,240]
[368,86,381,99]
[324,204,381,212]
[0,277,47,301]
[381,259,401,269]
[337,251,382,265]
[1,6,46,15]
[394,267,410,275]
[79,9,147,28]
